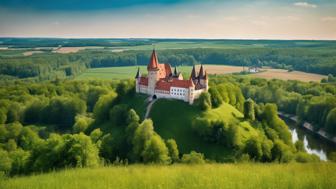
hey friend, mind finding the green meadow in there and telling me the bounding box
[75,66,195,80]
[1,163,335,189]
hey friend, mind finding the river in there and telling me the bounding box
[284,117,336,161]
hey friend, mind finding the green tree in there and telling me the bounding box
[166,139,179,163]
[132,119,155,160]
[208,87,223,108]
[93,92,117,122]
[325,108,336,135]
[195,92,212,111]
[0,149,12,174]
[244,99,255,120]
[245,138,262,161]
[142,134,170,164]
[73,115,93,133]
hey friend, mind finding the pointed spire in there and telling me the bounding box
[174,66,178,76]
[191,65,197,79]
[147,49,159,71]
[135,67,140,78]
[199,64,204,78]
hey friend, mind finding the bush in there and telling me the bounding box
[195,92,212,111]
[142,134,170,164]
[166,139,179,163]
[208,87,223,108]
[244,99,255,120]
[181,151,205,164]
[73,115,94,133]
[295,152,319,163]
[325,108,336,135]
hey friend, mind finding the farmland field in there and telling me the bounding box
[76,65,326,82]
[1,163,335,189]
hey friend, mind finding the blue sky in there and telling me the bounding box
[0,0,335,39]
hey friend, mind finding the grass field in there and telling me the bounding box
[251,68,326,82]
[76,65,326,82]
[149,99,257,161]
[1,163,335,189]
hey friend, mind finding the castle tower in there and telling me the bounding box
[188,77,195,104]
[147,49,160,95]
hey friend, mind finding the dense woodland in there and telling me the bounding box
[1,75,332,177]
[1,39,336,82]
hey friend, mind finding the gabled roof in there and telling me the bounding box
[147,49,159,71]
[139,77,148,86]
[155,78,194,91]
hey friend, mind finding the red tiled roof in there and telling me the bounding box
[155,79,171,91]
[139,77,148,86]
[171,78,194,88]
[155,78,194,91]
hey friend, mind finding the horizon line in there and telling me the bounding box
[1,36,336,41]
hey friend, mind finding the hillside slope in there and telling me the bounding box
[149,99,257,161]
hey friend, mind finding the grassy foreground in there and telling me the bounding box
[1,163,335,189]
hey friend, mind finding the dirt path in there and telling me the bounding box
[144,99,157,119]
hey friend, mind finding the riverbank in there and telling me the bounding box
[278,112,336,144]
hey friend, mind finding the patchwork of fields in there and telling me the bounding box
[76,65,326,82]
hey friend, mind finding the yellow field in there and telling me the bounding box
[195,65,326,82]
[251,68,327,82]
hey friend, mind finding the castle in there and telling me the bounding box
[135,49,208,104]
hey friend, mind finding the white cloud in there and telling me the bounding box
[321,16,336,22]
[294,2,317,8]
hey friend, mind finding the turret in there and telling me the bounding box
[190,65,197,79]
[135,67,141,93]
[199,64,204,79]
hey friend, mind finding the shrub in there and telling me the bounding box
[181,151,205,164]
[195,92,212,111]
[166,139,179,163]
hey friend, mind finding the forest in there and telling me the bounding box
[1,75,334,177]
[1,39,336,82]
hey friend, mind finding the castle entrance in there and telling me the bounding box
[152,95,157,100]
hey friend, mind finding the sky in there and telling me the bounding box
[0,0,335,39]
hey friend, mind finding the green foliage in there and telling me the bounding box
[245,138,262,161]
[73,115,94,133]
[325,108,336,135]
[93,92,118,123]
[142,135,170,164]
[181,151,205,164]
[0,149,12,174]
[244,99,255,120]
[43,96,87,128]
[132,119,155,161]
[208,87,223,108]
[166,139,179,163]
[194,92,212,111]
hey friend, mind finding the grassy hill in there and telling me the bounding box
[2,163,335,189]
[149,99,257,161]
